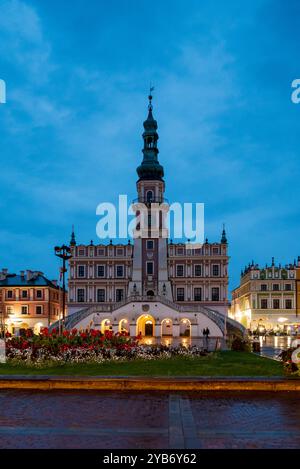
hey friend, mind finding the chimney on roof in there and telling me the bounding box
[0,269,8,280]
[26,270,33,281]
[31,271,40,280]
[20,270,25,278]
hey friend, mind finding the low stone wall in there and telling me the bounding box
[0,376,299,391]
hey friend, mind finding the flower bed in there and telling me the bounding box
[279,346,300,375]
[5,328,209,367]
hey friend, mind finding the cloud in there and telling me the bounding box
[0,0,54,83]
[1,0,299,292]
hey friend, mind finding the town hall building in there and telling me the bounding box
[63,95,244,340]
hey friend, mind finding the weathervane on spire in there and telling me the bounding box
[148,84,154,109]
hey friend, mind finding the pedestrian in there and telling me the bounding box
[203,327,209,350]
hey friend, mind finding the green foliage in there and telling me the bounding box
[231,337,252,352]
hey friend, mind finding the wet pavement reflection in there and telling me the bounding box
[0,390,299,449]
[258,336,292,360]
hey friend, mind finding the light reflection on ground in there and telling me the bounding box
[138,336,222,351]
[258,336,292,360]
[139,335,293,359]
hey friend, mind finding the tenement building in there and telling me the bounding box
[64,95,243,340]
[0,269,63,335]
[230,258,300,334]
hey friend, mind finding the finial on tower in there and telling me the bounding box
[70,225,76,246]
[221,223,227,244]
[148,84,154,110]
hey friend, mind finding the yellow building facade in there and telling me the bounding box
[230,258,300,334]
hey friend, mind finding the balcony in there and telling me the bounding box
[132,197,169,206]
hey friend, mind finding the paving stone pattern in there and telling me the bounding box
[0,390,299,449]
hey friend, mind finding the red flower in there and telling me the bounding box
[21,340,29,349]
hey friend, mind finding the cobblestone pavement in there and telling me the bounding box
[0,391,299,449]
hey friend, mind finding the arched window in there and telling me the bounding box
[146,190,154,203]
[147,137,153,148]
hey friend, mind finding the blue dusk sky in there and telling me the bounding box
[0,0,300,292]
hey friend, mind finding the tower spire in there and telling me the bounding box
[221,223,227,244]
[136,89,164,181]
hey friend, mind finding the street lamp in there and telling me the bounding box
[0,307,5,341]
[54,244,72,334]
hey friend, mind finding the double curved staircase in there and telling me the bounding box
[50,295,245,338]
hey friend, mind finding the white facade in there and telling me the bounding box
[63,96,243,341]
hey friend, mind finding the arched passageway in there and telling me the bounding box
[101,318,112,334]
[180,318,191,337]
[161,318,173,336]
[136,314,155,337]
[119,318,130,334]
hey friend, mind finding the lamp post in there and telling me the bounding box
[0,307,5,341]
[54,244,72,334]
